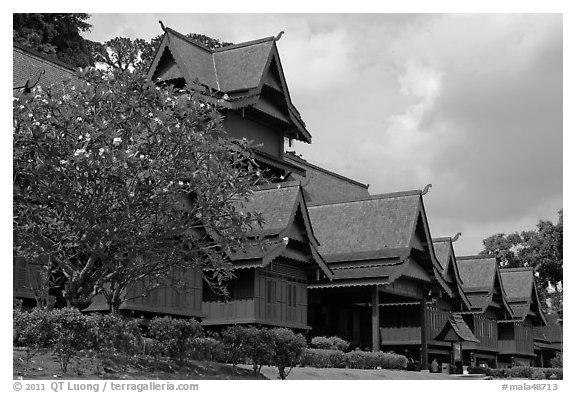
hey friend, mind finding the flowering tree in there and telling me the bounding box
[13,67,264,312]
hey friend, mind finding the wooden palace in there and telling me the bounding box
[13,24,560,370]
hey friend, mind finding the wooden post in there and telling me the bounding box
[420,297,428,370]
[353,308,361,344]
[372,286,380,352]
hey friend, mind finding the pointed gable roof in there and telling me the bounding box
[307,190,450,291]
[230,182,332,279]
[456,255,513,315]
[308,191,422,263]
[148,27,311,143]
[433,237,472,308]
[499,267,547,324]
[435,314,480,343]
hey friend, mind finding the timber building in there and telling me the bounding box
[12,25,558,370]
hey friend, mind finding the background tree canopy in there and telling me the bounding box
[14,13,232,70]
[479,209,563,314]
[13,13,94,68]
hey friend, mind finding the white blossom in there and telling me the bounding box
[74,148,86,157]
[60,159,68,165]
[113,137,122,146]
[99,148,105,156]
[76,117,83,122]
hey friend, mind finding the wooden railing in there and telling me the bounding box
[202,299,256,323]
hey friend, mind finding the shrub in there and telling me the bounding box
[550,352,562,368]
[86,313,142,355]
[189,336,226,362]
[48,308,90,373]
[543,368,563,380]
[243,326,275,374]
[270,328,307,380]
[310,336,349,351]
[508,366,534,379]
[13,308,55,375]
[345,350,407,370]
[221,326,251,372]
[299,348,347,368]
[532,369,546,380]
[146,316,203,361]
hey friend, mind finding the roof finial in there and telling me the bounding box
[452,232,462,242]
[422,183,432,195]
[275,31,285,41]
[159,20,167,32]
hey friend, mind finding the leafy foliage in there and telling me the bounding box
[146,317,203,361]
[47,308,90,372]
[85,313,142,355]
[480,210,563,313]
[13,66,264,311]
[13,13,94,67]
[13,308,55,375]
[243,326,275,374]
[269,328,307,380]
[310,336,350,351]
[221,325,251,372]
[188,336,226,362]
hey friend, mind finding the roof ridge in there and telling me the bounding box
[213,36,276,53]
[433,237,453,242]
[251,181,301,192]
[165,27,213,53]
[284,153,369,189]
[457,255,497,261]
[500,267,534,272]
[308,189,422,207]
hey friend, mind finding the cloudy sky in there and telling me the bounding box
[82,13,563,256]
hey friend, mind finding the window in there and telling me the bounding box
[266,280,277,304]
[288,284,297,308]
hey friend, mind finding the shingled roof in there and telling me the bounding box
[456,255,502,312]
[432,237,472,308]
[534,313,562,348]
[13,44,76,92]
[307,190,449,290]
[284,153,370,204]
[435,314,480,343]
[229,182,332,279]
[148,27,310,143]
[499,267,547,324]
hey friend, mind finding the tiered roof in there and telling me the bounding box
[499,267,547,324]
[148,27,311,143]
[432,237,472,308]
[455,255,505,313]
[307,191,448,290]
[229,182,333,279]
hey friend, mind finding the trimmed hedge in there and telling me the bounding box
[299,348,407,370]
[468,366,563,380]
[310,336,350,351]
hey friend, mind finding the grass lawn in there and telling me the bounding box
[14,349,485,380]
[238,364,484,380]
[13,350,265,380]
